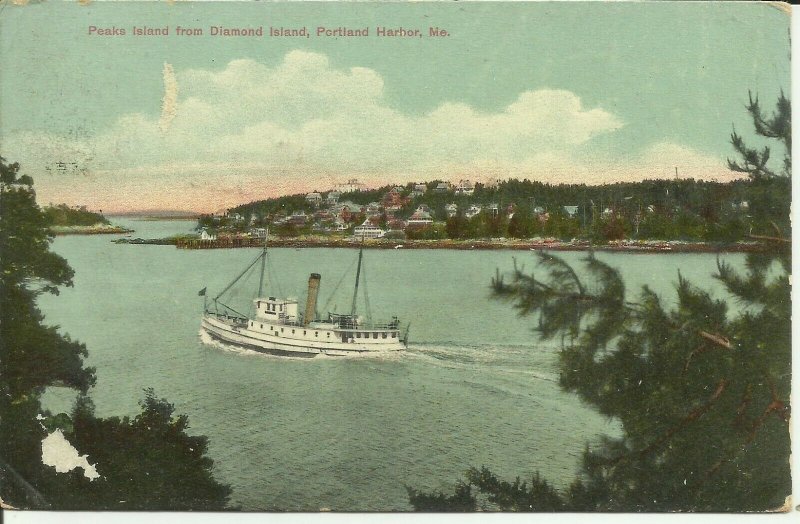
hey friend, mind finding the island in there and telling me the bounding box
[44,204,133,235]
[111,176,787,254]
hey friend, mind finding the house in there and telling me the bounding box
[563,205,579,218]
[336,178,365,193]
[365,202,383,217]
[455,179,475,196]
[313,209,333,221]
[305,192,323,206]
[506,203,516,219]
[445,203,458,218]
[532,206,545,216]
[465,204,482,219]
[287,211,308,225]
[387,218,407,230]
[382,187,408,210]
[407,209,433,226]
[326,191,341,205]
[731,200,750,212]
[433,182,450,193]
[271,213,287,225]
[250,228,267,239]
[487,203,500,217]
[200,229,216,241]
[410,184,427,197]
[335,202,364,223]
[353,220,385,239]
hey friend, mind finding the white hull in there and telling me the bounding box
[201,315,404,358]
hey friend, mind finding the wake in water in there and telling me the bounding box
[405,342,560,383]
[199,330,558,383]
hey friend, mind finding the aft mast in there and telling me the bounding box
[257,228,269,298]
[350,244,364,317]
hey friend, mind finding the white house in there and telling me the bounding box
[336,178,365,193]
[353,220,385,239]
[445,203,458,218]
[455,179,475,196]
[250,228,267,239]
[326,191,341,205]
[305,192,323,206]
[411,184,427,197]
[200,229,217,241]
[465,204,482,219]
[563,205,579,218]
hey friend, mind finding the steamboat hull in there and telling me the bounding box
[201,315,404,357]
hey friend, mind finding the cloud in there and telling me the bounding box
[159,63,178,133]
[2,50,737,212]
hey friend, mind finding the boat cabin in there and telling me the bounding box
[254,297,298,324]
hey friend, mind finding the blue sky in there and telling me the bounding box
[0,2,790,212]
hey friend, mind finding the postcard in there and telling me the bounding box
[0,0,793,515]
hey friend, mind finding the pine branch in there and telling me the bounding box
[603,379,729,467]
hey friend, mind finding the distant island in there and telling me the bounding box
[180,177,787,249]
[44,204,133,235]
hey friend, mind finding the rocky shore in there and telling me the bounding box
[112,235,766,253]
[51,224,134,235]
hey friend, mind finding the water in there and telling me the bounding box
[38,219,746,511]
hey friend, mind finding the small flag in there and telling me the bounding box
[198,287,207,296]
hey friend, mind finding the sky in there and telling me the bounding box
[0,1,791,213]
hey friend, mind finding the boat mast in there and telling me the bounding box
[257,228,269,298]
[350,244,364,317]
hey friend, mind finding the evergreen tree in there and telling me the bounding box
[0,157,231,509]
[409,94,790,512]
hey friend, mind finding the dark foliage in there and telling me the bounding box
[42,203,110,227]
[0,157,230,510]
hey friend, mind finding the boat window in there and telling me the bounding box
[326,333,330,337]
[356,332,361,338]
[315,332,318,337]
[303,330,306,335]
[373,333,378,339]
[281,328,284,333]
[391,333,396,338]
[382,333,387,339]
[260,324,263,329]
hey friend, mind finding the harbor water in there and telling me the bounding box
[38,219,746,511]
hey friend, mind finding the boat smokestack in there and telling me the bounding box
[304,273,321,326]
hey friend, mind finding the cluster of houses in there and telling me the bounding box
[199,177,754,241]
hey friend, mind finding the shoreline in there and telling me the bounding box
[51,225,134,236]
[113,236,766,253]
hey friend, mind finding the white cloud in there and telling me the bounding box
[2,50,738,212]
[159,63,178,133]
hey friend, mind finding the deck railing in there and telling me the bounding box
[205,310,401,331]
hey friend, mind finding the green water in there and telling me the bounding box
[38,219,745,511]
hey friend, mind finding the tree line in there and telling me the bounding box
[210,174,787,244]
